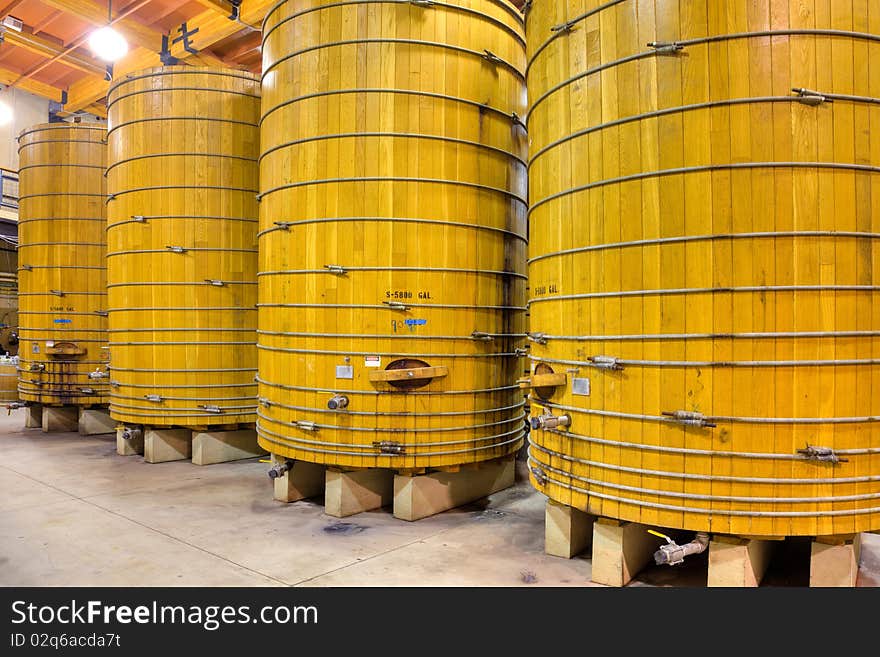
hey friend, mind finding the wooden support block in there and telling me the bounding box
[116,426,143,456]
[192,429,265,465]
[79,408,116,435]
[393,457,515,521]
[42,406,79,433]
[708,536,775,587]
[272,456,326,503]
[591,519,658,587]
[325,468,393,518]
[545,499,595,558]
[810,534,861,587]
[25,404,43,428]
[144,428,192,463]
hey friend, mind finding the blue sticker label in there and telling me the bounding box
[405,319,427,327]
[53,319,72,324]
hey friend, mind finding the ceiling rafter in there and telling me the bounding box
[65,0,274,112]
[0,62,63,101]
[0,25,106,76]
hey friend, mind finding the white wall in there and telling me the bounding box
[0,87,50,171]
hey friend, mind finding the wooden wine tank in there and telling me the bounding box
[106,67,260,427]
[258,0,528,468]
[525,0,880,538]
[0,356,18,402]
[17,124,108,407]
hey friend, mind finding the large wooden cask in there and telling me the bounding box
[106,67,260,428]
[17,123,108,407]
[526,0,880,537]
[258,0,529,468]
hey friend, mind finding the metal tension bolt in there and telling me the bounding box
[324,264,347,275]
[200,405,223,414]
[470,331,494,342]
[205,279,226,287]
[373,441,405,455]
[131,215,147,223]
[514,346,530,357]
[144,394,163,403]
[327,395,349,411]
[79,388,96,395]
[267,460,293,480]
[527,332,548,345]
[530,413,572,431]
[294,420,318,431]
[647,40,684,55]
[383,301,409,311]
[662,410,716,428]
[88,369,109,379]
[792,87,830,106]
[797,444,848,464]
[530,466,548,486]
[589,355,623,371]
[165,245,187,253]
[28,363,45,372]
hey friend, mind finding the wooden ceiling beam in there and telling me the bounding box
[38,0,163,52]
[65,0,274,112]
[192,0,238,17]
[0,63,64,101]
[0,25,106,76]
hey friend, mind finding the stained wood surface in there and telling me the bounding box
[105,67,260,428]
[17,123,108,406]
[257,0,529,468]
[526,0,880,536]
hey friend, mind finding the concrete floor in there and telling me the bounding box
[1,409,878,587]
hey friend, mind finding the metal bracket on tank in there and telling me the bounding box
[662,410,716,429]
[94,310,109,317]
[204,279,226,287]
[294,420,318,431]
[647,41,685,55]
[383,301,410,311]
[144,394,164,403]
[131,215,147,223]
[227,0,242,21]
[165,245,188,254]
[20,264,32,271]
[797,444,848,464]
[373,441,405,455]
[470,331,494,342]
[79,387,96,395]
[200,405,223,414]
[409,0,434,7]
[324,264,347,275]
[273,221,293,230]
[49,290,65,297]
[514,346,530,357]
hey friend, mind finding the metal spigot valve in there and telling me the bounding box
[530,413,572,431]
[327,395,349,410]
[267,460,293,480]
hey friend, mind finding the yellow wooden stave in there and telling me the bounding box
[258,0,528,469]
[526,0,880,537]
[17,123,108,407]
[106,67,260,428]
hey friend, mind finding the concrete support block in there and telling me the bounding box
[116,426,144,456]
[79,408,116,435]
[272,456,326,503]
[144,428,191,463]
[810,535,861,587]
[591,519,657,587]
[325,468,393,518]
[393,457,515,521]
[42,406,79,433]
[545,499,595,559]
[192,429,264,465]
[25,404,43,428]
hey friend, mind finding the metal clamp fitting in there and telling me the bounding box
[165,245,188,253]
[294,420,318,431]
[144,394,163,403]
[200,405,222,414]
[324,264,347,275]
[589,355,624,371]
[647,40,684,55]
[527,332,548,345]
[268,460,293,480]
[383,301,410,311]
[470,331,494,342]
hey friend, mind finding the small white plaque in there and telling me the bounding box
[572,378,591,396]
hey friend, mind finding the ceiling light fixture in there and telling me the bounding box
[88,1,128,62]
